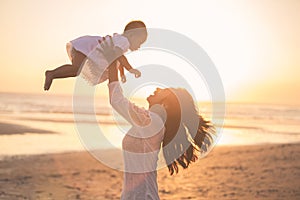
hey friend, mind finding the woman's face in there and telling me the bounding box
[147,88,171,107]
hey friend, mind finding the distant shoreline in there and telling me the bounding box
[1,91,299,107]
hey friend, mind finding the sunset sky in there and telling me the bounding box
[0,0,299,105]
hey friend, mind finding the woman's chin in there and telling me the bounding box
[146,97,151,103]
[146,96,153,104]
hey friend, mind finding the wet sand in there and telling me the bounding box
[0,143,299,200]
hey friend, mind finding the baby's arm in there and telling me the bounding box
[117,55,141,78]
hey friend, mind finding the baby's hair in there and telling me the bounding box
[124,20,146,31]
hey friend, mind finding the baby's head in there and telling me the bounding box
[123,20,147,51]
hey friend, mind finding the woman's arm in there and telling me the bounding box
[108,61,119,83]
[108,67,165,139]
[103,37,164,135]
[108,66,148,126]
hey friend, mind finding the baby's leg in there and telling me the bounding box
[44,64,76,90]
[44,50,86,90]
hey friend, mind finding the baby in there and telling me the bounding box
[44,20,147,90]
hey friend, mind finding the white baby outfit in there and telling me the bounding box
[66,34,130,85]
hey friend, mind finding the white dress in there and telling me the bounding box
[67,34,130,85]
[109,82,165,200]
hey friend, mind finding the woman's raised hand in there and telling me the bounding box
[98,36,118,64]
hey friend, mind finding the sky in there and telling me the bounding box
[0,0,299,105]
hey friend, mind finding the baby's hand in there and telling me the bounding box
[129,69,141,78]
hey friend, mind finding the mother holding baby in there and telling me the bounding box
[99,33,215,200]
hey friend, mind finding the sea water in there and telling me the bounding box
[0,92,299,158]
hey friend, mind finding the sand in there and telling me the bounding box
[0,143,299,200]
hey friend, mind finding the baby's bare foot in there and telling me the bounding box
[44,70,53,91]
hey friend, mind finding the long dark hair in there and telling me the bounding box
[161,88,215,175]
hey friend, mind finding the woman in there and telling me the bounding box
[103,39,215,199]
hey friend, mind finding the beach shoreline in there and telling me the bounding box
[0,143,299,200]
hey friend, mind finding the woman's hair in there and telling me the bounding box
[161,88,216,175]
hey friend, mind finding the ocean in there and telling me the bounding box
[0,92,300,158]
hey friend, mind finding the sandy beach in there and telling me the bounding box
[0,143,299,200]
